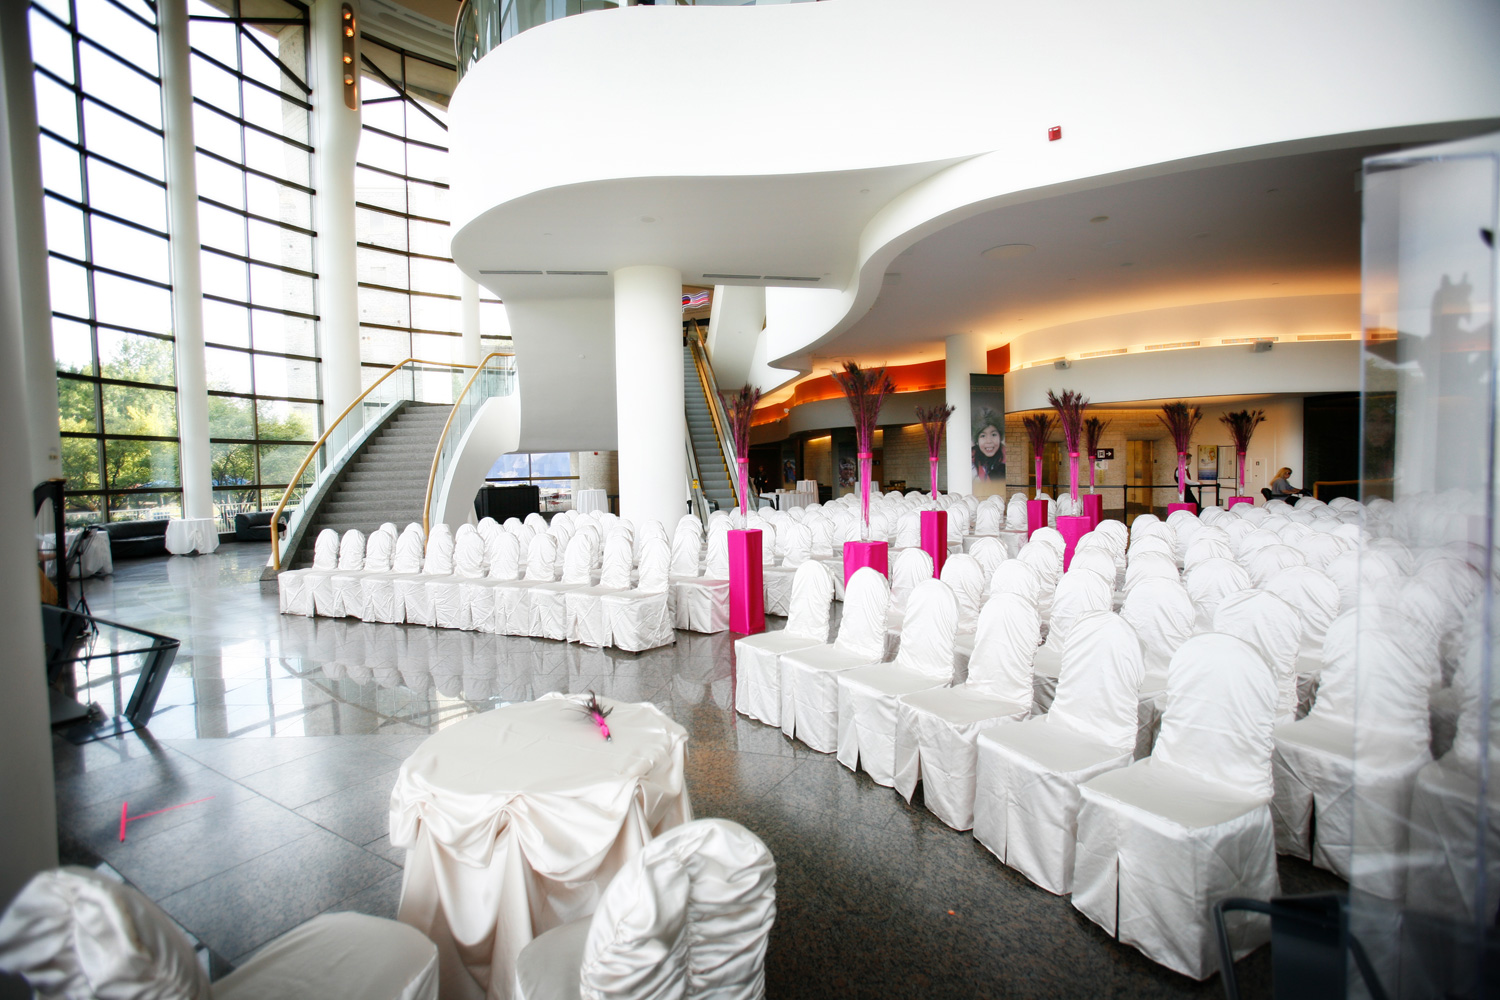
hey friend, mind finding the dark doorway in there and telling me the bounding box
[1303,393,1361,502]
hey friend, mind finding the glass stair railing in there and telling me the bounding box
[423,352,519,533]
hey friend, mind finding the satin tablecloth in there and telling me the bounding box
[390,693,691,1000]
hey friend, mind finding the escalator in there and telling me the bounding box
[683,326,740,517]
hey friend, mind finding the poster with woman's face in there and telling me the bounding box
[970,375,1006,497]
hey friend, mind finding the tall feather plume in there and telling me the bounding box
[1046,389,1089,454]
[718,384,762,464]
[916,403,956,461]
[1084,416,1111,457]
[1219,409,1265,453]
[1022,412,1055,461]
[1157,401,1203,455]
[830,362,895,454]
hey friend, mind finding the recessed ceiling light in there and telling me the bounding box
[859,188,870,195]
[638,216,656,223]
[1090,215,1109,223]
[1120,261,1134,267]
[981,244,1035,261]
[1265,187,1279,194]
[1192,231,1210,239]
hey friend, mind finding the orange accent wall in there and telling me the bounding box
[987,343,1010,374]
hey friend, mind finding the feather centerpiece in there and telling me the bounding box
[719,384,763,528]
[1084,416,1111,493]
[830,362,895,539]
[1022,413,1055,499]
[576,691,613,741]
[1046,389,1089,502]
[916,403,956,507]
[1219,409,1265,495]
[1157,402,1203,503]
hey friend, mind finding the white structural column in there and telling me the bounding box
[0,7,60,905]
[158,0,218,554]
[614,265,686,529]
[0,1,62,484]
[311,0,361,447]
[945,332,986,495]
[461,276,482,365]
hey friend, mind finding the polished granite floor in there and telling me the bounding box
[45,542,1344,998]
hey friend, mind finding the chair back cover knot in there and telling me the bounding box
[1154,632,1279,799]
[364,528,395,573]
[1049,611,1144,755]
[393,524,427,574]
[452,530,487,579]
[579,819,776,1000]
[939,554,986,635]
[423,524,455,575]
[836,568,891,661]
[967,593,1039,702]
[311,528,339,570]
[524,533,559,582]
[486,530,521,580]
[1211,590,1303,718]
[893,579,959,682]
[786,561,835,643]
[337,529,366,571]
[1119,577,1195,676]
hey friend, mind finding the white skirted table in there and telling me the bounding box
[390,693,691,1000]
[164,517,220,555]
[575,488,609,514]
[764,490,815,511]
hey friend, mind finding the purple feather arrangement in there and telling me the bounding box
[719,384,762,526]
[1022,413,1055,498]
[1084,416,1111,492]
[577,691,613,742]
[1219,408,1265,494]
[916,403,956,504]
[830,363,895,538]
[1046,389,1089,502]
[1157,402,1203,503]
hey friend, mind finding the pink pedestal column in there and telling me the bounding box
[728,529,764,635]
[920,510,947,579]
[1082,493,1103,528]
[1226,496,1254,510]
[1026,499,1048,539]
[1057,515,1090,571]
[1167,502,1199,517]
[843,540,889,588]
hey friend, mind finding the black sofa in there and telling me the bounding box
[234,511,287,543]
[103,519,170,560]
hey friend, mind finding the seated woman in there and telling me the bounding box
[1269,467,1306,504]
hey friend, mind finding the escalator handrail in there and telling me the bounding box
[686,324,741,510]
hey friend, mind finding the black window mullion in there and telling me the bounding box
[236,20,310,96]
[196,144,314,194]
[197,194,316,237]
[188,44,312,110]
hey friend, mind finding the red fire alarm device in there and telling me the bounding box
[1048,125,1062,141]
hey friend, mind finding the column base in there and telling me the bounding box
[728,529,764,635]
[843,540,889,587]
[1057,515,1090,571]
[165,517,220,555]
[920,510,947,578]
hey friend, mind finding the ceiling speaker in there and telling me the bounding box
[1054,359,1072,370]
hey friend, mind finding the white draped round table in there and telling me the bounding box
[390,693,691,1000]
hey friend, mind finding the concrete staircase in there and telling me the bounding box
[684,342,737,513]
[285,402,450,569]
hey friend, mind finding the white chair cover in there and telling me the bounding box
[1005,494,1029,530]
[361,523,427,624]
[1123,551,1178,594]
[529,530,601,640]
[1242,543,1308,587]
[1030,567,1112,712]
[1212,590,1303,721]
[939,553,986,637]
[279,528,338,617]
[836,579,959,786]
[1066,546,1115,590]
[675,529,730,633]
[1121,576,1197,758]
[398,525,455,627]
[1184,556,1253,631]
[1127,534,1174,563]
[1073,632,1280,980]
[1015,542,1061,624]
[496,532,559,636]
[968,536,1005,580]
[428,529,488,631]
[463,530,523,634]
[513,820,775,1000]
[974,504,1003,536]
[1182,535,1233,573]
[312,528,366,618]
[734,560,835,726]
[669,520,703,577]
[893,594,1039,829]
[972,611,1143,895]
[331,527,394,620]
[895,510,922,548]
[565,534,636,648]
[1271,615,1432,898]
[602,538,674,652]
[988,560,1041,607]
[779,567,890,752]
[764,522,813,616]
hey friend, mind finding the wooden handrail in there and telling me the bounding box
[270,356,487,571]
[423,352,514,535]
[687,328,740,510]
